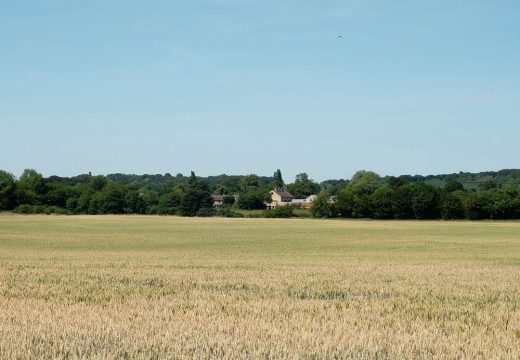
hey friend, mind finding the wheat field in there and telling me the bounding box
[0,214,519,359]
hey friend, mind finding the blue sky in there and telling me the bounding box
[1,0,519,181]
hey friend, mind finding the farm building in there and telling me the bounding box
[266,189,318,209]
[266,188,294,209]
[211,195,225,207]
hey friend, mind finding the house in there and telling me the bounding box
[211,195,225,207]
[289,195,317,209]
[266,188,294,209]
[305,195,317,204]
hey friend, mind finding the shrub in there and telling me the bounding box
[196,207,215,217]
[13,205,69,215]
[263,206,294,218]
[215,207,244,218]
[310,192,338,218]
[13,204,34,214]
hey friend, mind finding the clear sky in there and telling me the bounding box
[1,0,519,181]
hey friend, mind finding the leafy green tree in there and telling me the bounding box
[178,172,213,216]
[157,189,183,215]
[341,189,371,218]
[320,179,348,196]
[179,188,212,216]
[66,197,79,213]
[370,187,394,219]
[18,169,46,194]
[492,187,520,219]
[440,193,465,220]
[465,191,494,220]
[139,185,160,211]
[334,171,381,218]
[387,176,408,189]
[392,184,414,219]
[223,195,235,205]
[43,185,69,208]
[214,185,229,195]
[444,180,464,193]
[16,169,46,205]
[335,189,355,217]
[89,184,127,214]
[479,179,498,191]
[240,174,260,192]
[346,171,381,195]
[287,173,320,198]
[0,170,17,210]
[236,173,269,210]
[75,188,95,213]
[125,191,146,214]
[411,183,440,219]
[90,175,107,191]
[236,188,270,210]
[310,191,337,218]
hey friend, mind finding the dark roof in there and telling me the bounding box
[272,190,294,198]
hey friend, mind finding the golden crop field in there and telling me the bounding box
[0,214,519,359]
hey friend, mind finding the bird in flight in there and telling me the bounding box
[337,35,343,39]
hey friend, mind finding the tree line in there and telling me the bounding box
[310,171,520,220]
[1,168,519,220]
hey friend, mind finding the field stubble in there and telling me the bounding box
[0,215,519,359]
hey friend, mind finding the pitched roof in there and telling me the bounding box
[272,189,294,198]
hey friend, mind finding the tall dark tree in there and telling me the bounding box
[411,183,440,219]
[179,188,212,216]
[272,169,284,188]
[188,171,197,187]
[178,171,213,216]
[0,170,17,210]
[370,187,394,219]
[336,189,355,218]
[392,184,414,219]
